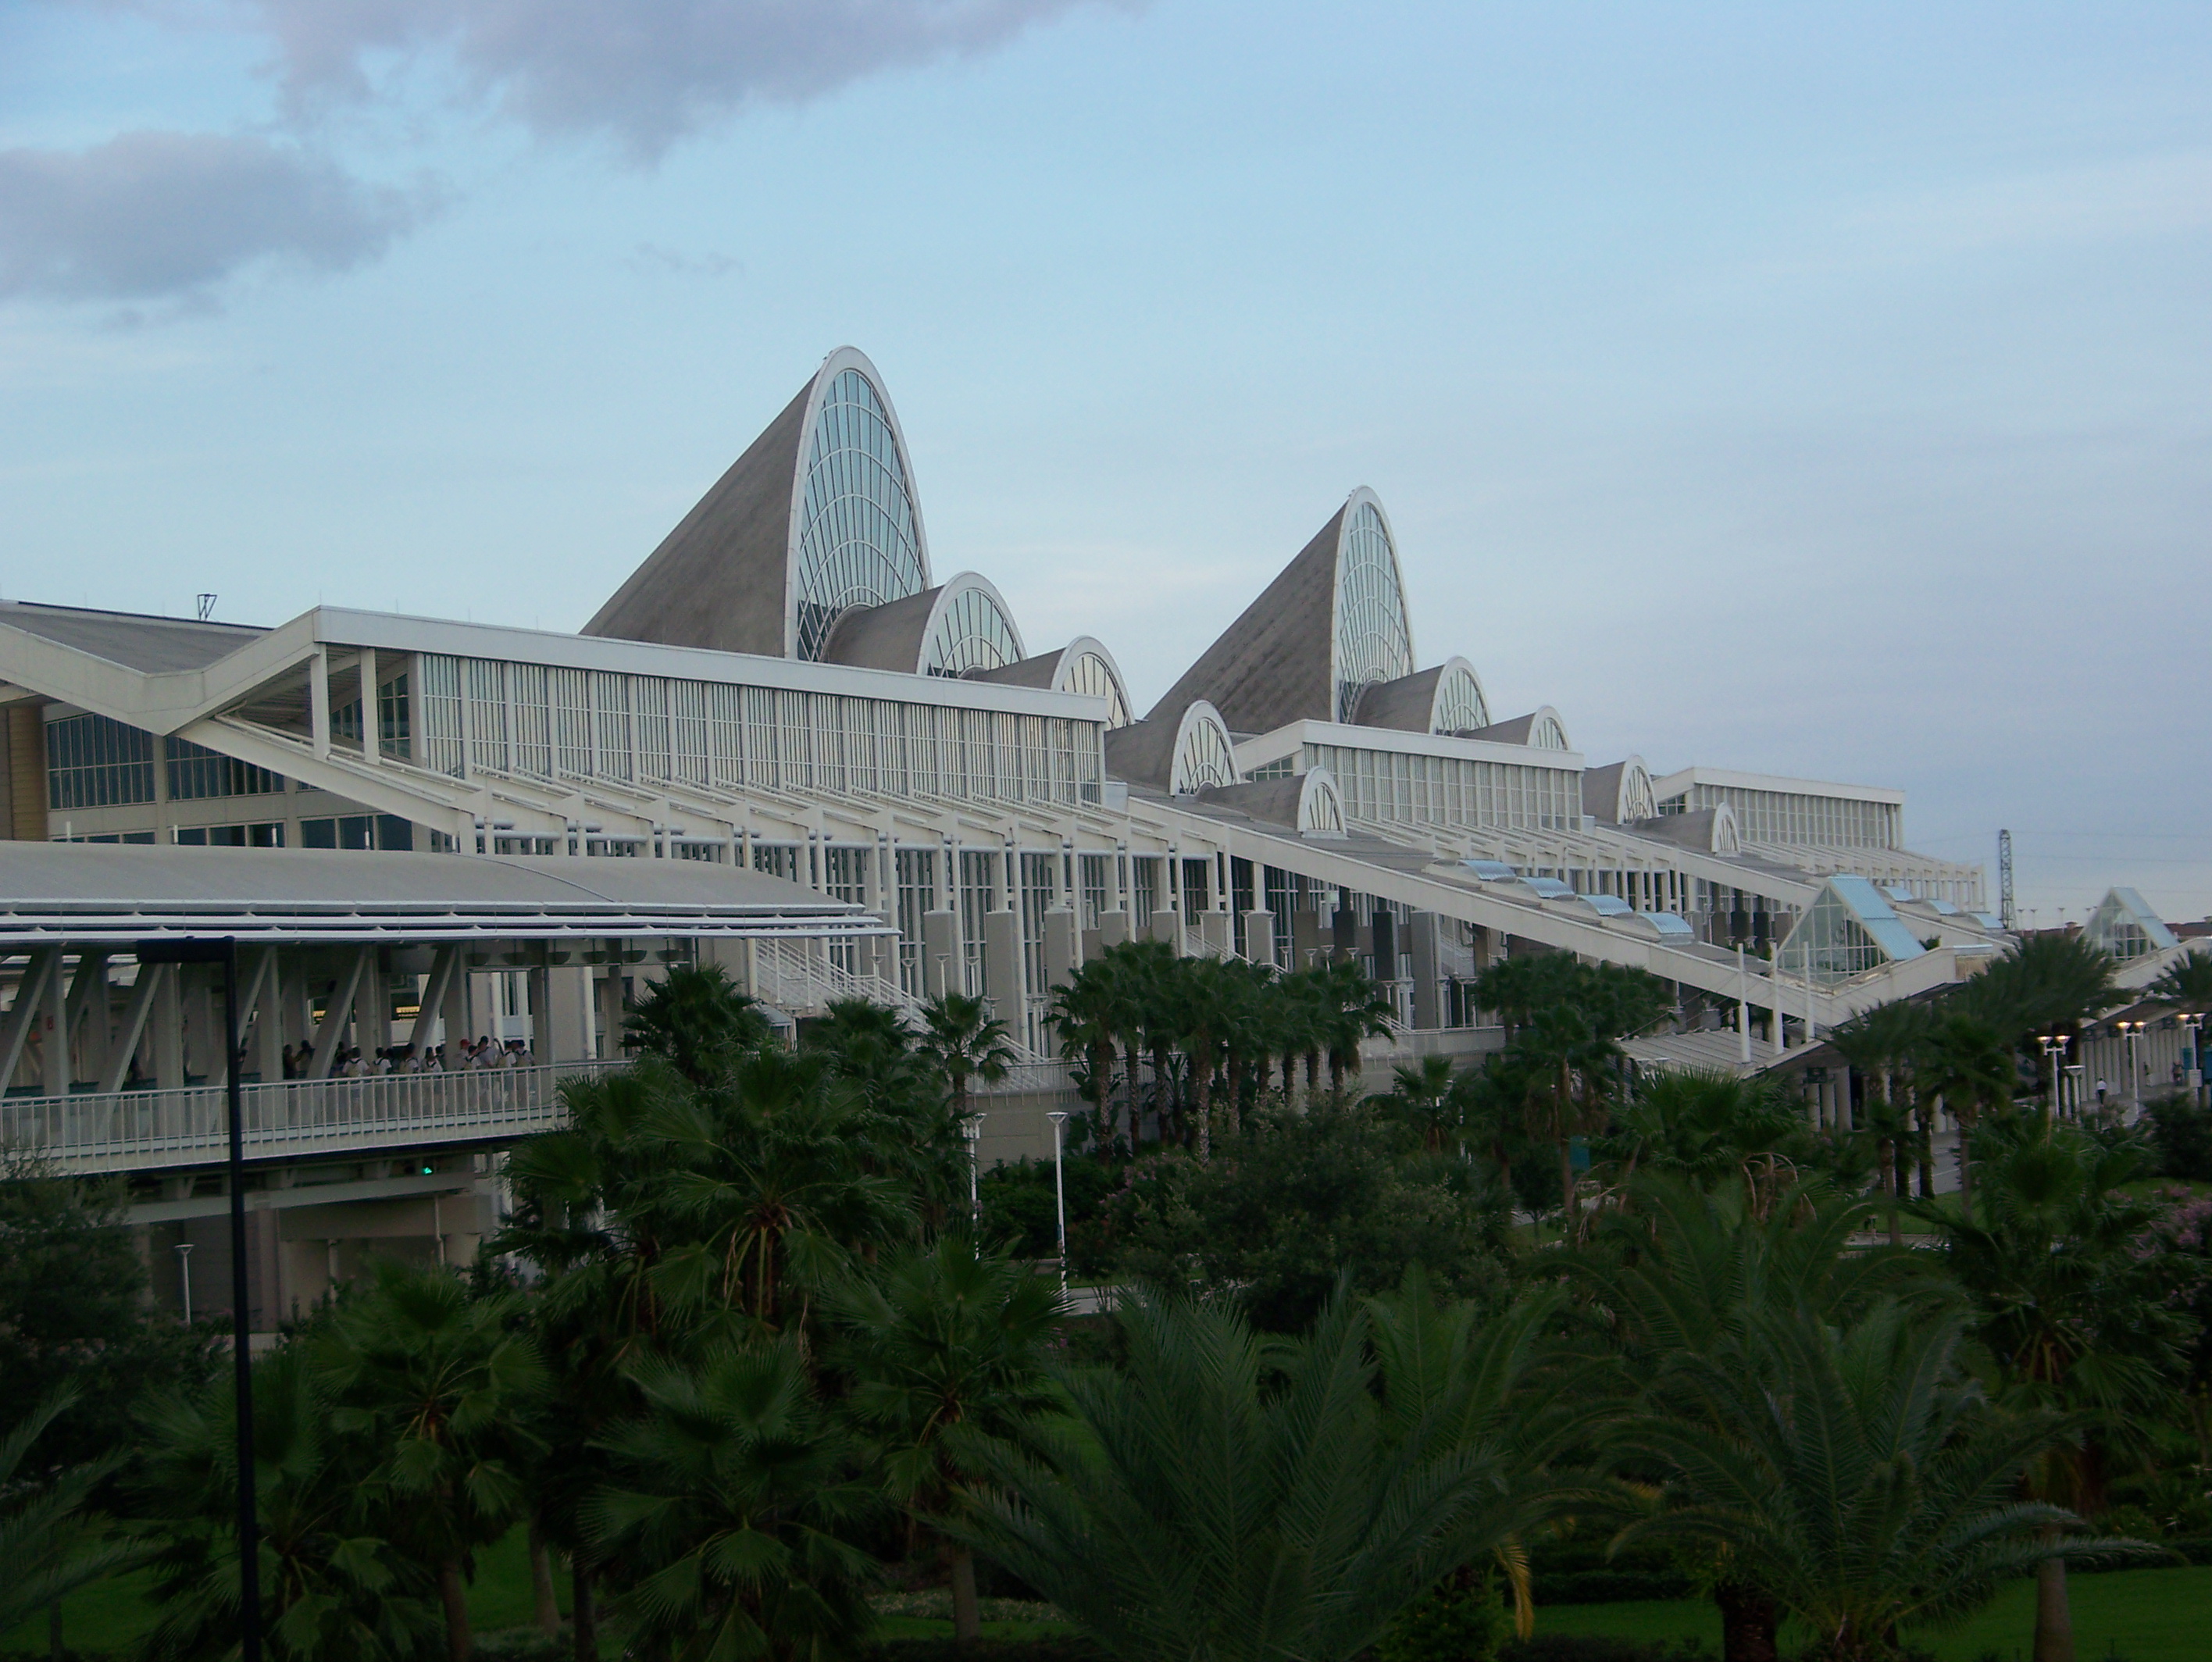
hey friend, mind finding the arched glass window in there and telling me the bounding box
[1430,662,1489,733]
[1171,707,1239,794]
[922,580,1023,677]
[1530,712,1569,751]
[1333,501,1414,722]
[793,368,928,661]
[1060,650,1131,727]
[1298,769,1346,835]
[1620,761,1656,822]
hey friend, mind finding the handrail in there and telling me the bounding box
[0,1061,619,1175]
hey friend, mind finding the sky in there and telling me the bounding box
[2,1,2207,926]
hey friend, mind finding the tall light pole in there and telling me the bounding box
[1046,1111,1069,1297]
[2182,1013,2205,1107]
[137,936,256,1662]
[2036,1033,2069,1126]
[175,1241,194,1324]
[2118,1020,2146,1112]
[961,1112,985,1236]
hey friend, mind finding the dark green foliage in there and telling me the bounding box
[134,1346,440,1662]
[976,1157,1115,1261]
[1074,1101,1513,1332]
[1376,1578,1509,1662]
[0,1159,215,1471]
[954,1289,1535,1662]
[0,1387,149,1639]
[619,962,772,1085]
[2146,1094,2212,1182]
[584,1338,881,1662]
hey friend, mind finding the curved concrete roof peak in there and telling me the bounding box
[580,347,930,662]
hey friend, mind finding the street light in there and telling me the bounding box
[2115,1020,2147,1114]
[2035,1033,2070,1125]
[1046,1111,1069,1298]
[135,936,257,1662]
[175,1241,194,1324]
[2180,1011,2205,1107]
[2106,1013,2141,1119]
[961,1113,986,1236]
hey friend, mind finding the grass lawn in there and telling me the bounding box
[1540,1565,2212,1662]
[2,1528,566,1657]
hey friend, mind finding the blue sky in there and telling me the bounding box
[3,2,2207,925]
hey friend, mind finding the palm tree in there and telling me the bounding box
[1365,1271,1610,1635]
[1614,1300,2117,1662]
[1828,1002,1930,1241]
[954,1287,1529,1662]
[312,1264,548,1662]
[1319,958,1395,1095]
[1177,958,1238,1161]
[1602,1068,1803,1217]
[917,992,1018,1129]
[637,1047,915,1328]
[2150,950,2212,1008]
[1922,1119,2193,1662]
[135,1349,439,1662]
[1379,1054,1460,1153]
[584,1337,879,1662]
[1912,1012,2018,1204]
[1,1387,148,1642]
[1572,1176,1944,1661]
[620,962,772,1085]
[1046,963,1118,1156]
[830,1237,1067,1643]
[1949,936,2121,1091]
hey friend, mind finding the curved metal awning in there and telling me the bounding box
[0,843,885,947]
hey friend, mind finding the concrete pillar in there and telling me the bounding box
[252,949,285,1082]
[983,908,1026,1023]
[1042,906,1079,993]
[1096,910,1130,950]
[546,967,591,1064]
[595,969,626,1060]
[36,948,71,1093]
[1242,909,1278,968]
[1409,913,1443,1030]
[922,908,961,999]
[1332,904,1360,960]
[1291,909,1322,970]
[355,958,391,1062]
[525,966,550,1056]
[68,951,111,1088]
[1147,910,1183,953]
[154,963,185,1090]
[1198,911,1230,958]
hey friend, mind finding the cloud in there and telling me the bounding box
[0,130,416,302]
[238,0,1102,159]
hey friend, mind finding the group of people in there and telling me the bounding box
[277,1036,535,1080]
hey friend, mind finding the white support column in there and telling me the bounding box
[309,646,330,758]
[101,962,164,1093]
[359,647,379,765]
[0,949,61,1093]
[310,949,370,1078]
[409,946,460,1053]
[1736,943,1752,1067]
[65,950,111,1090]
[153,963,186,1090]
[251,948,285,1082]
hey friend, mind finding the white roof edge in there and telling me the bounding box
[1650,765,1904,806]
[1231,719,1585,770]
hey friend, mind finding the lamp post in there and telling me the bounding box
[2035,1033,2069,1126]
[135,936,256,1662]
[2116,1020,2146,1114]
[961,1113,985,1236]
[1046,1111,1069,1297]
[175,1241,194,1324]
[2181,1012,2205,1107]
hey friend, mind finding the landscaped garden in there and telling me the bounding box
[8,934,2212,1662]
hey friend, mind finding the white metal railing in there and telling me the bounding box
[0,1061,619,1175]
[749,937,919,1021]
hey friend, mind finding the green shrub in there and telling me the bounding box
[1376,1581,1508,1662]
